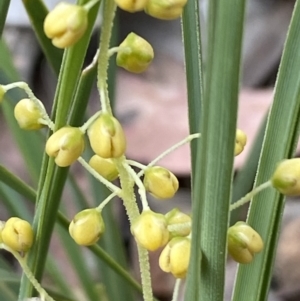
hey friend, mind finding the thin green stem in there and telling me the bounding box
[83,0,100,10]
[108,46,129,57]
[168,222,191,233]
[97,0,116,114]
[1,246,55,301]
[80,110,101,132]
[115,157,153,301]
[172,279,182,301]
[96,191,118,211]
[126,160,147,170]
[230,180,272,211]
[77,157,121,194]
[137,133,200,177]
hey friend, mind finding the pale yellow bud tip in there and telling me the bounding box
[144,166,179,199]
[1,217,34,252]
[116,32,154,73]
[235,129,247,156]
[44,2,88,48]
[0,86,5,103]
[89,155,119,181]
[159,237,191,278]
[271,158,300,196]
[14,98,46,130]
[88,113,126,159]
[46,126,85,167]
[131,210,169,251]
[69,209,105,246]
[227,221,263,264]
[115,0,148,12]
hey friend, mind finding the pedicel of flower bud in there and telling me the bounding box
[45,126,85,167]
[165,208,191,237]
[144,166,179,199]
[235,129,247,156]
[88,113,126,158]
[115,0,148,12]
[1,217,34,253]
[44,2,88,48]
[69,208,105,246]
[89,155,119,181]
[131,210,169,251]
[144,0,187,20]
[14,98,46,130]
[159,237,191,278]
[116,32,154,73]
[227,221,263,264]
[271,158,300,196]
[0,85,5,103]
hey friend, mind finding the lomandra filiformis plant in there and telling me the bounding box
[1,0,300,301]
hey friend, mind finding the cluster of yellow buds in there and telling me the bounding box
[0,217,34,253]
[131,207,191,278]
[114,0,188,20]
[227,221,263,264]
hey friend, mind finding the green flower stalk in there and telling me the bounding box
[116,32,154,73]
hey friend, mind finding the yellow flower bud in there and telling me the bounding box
[88,113,126,159]
[89,155,119,181]
[14,98,45,130]
[165,208,191,237]
[116,32,154,73]
[235,129,247,156]
[144,0,187,20]
[44,2,88,49]
[227,221,263,264]
[45,126,85,167]
[115,0,148,12]
[69,209,105,246]
[271,158,300,196]
[1,217,34,252]
[131,210,169,251]
[144,166,179,199]
[0,85,5,103]
[0,221,5,244]
[159,237,191,278]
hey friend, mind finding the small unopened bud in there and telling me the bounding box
[46,126,85,167]
[88,113,126,159]
[89,155,119,181]
[165,208,191,237]
[0,221,5,244]
[131,210,169,251]
[115,0,148,12]
[116,32,154,73]
[44,2,88,48]
[271,158,300,196]
[14,98,46,130]
[159,237,191,278]
[144,0,187,20]
[235,129,247,156]
[227,221,263,264]
[1,217,34,252]
[69,209,105,246]
[144,166,179,199]
[0,86,5,103]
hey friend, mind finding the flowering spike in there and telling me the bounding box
[45,126,85,167]
[69,209,105,246]
[44,2,88,48]
[227,221,263,264]
[131,210,169,251]
[116,32,154,73]
[144,166,179,199]
[271,158,300,196]
[88,113,126,158]
[1,217,34,252]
